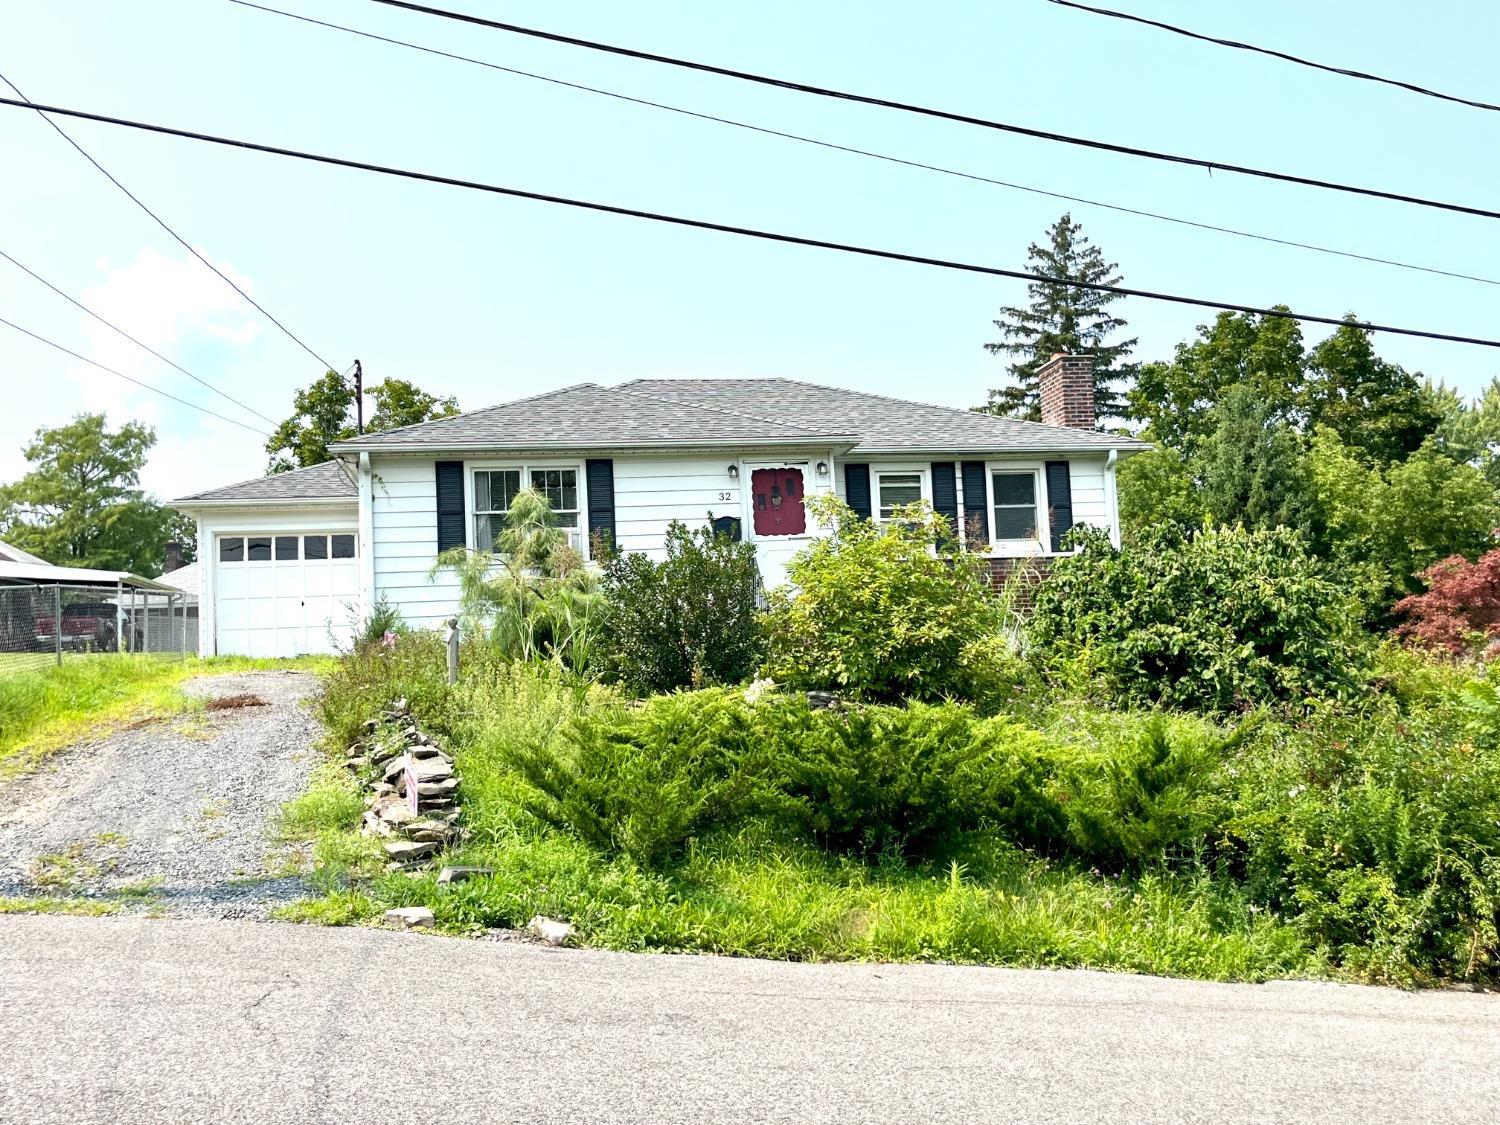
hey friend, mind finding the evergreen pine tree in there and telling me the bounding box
[980,213,1136,423]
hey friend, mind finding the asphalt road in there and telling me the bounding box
[3,916,1497,1125]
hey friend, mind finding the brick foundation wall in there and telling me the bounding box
[1037,354,1096,430]
[979,556,1054,611]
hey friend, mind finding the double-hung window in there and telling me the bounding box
[876,471,924,523]
[473,466,581,551]
[991,471,1040,542]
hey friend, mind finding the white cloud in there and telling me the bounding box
[1,246,273,500]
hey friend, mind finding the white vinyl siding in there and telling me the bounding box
[369,458,462,630]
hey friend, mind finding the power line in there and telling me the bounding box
[364,0,1500,223]
[0,314,270,435]
[2,94,1498,352]
[228,0,1500,289]
[0,69,339,372]
[0,247,279,425]
[1048,0,1500,115]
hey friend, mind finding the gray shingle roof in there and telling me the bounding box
[174,459,357,505]
[328,383,853,451]
[331,379,1146,456]
[624,379,1148,453]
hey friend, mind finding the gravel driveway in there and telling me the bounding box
[0,670,322,917]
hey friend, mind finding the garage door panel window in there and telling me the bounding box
[219,537,244,563]
[992,472,1040,542]
[275,536,298,561]
[246,537,271,562]
[331,534,356,559]
[474,466,581,550]
[303,535,328,560]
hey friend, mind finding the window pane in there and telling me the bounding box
[994,507,1037,540]
[331,534,356,559]
[247,537,272,562]
[877,473,922,518]
[475,514,498,551]
[303,535,328,560]
[531,468,578,513]
[275,536,298,561]
[474,470,521,514]
[993,472,1035,506]
[219,537,244,563]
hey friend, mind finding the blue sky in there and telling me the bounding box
[2,0,1497,498]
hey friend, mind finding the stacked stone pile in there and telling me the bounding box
[344,698,461,869]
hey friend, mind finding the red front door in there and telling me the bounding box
[750,467,806,537]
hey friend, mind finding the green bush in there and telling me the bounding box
[499,688,778,868]
[1225,705,1500,984]
[1053,717,1247,869]
[1031,525,1366,713]
[757,697,1063,857]
[763,495,1018,704]
[595,521,764,695]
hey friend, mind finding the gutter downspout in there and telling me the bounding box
[357,452,375,623]
[1104,449,1121,548]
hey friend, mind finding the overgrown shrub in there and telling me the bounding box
[595,521,764,695]
[763,496,1017,704]
[1225,705,1500,984]
[500,688,777,867]
[757,698,1063,857]
[1030,524,1365,713]
[1053,718,1248,869]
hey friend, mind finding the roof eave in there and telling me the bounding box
[329,436,860,454]
[171,496,359,511]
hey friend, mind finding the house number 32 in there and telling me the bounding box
[717,491,734,501]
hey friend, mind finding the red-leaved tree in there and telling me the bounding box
[1394,549,1500,653]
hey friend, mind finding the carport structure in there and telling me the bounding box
[0,559,193,672]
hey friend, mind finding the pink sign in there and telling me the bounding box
[406,762,420,815]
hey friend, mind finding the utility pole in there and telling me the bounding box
[352,359,364,434]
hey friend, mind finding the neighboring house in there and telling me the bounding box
[173,356,1148,658]
[0,539,48,565]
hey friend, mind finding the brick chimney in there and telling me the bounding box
[163,540,185,574]
[1037,353,1096,430]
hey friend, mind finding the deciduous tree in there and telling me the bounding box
[266,372,460,472]
[0,413,183,575]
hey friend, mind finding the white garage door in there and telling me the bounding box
[214,531,360,657]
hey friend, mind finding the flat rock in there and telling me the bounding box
[415,778,460,797]
[382,840,438,860]
[437,866,492,885]
[383,906,434,929]
[527,915,575,946]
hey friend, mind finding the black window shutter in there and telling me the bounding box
[930,462,958,539]
[586,458,616,554]
[844,463,872,520]
[1046,460,1074,552]
[435,460,466,553]
[960,461,989,545]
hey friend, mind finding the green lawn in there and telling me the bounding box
[0,653,332,777]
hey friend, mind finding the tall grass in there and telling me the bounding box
[0,654,329,774]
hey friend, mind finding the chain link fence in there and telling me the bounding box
[0,582,195,676]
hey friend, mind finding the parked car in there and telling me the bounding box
[35,602,140,652]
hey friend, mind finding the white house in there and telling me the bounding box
[173,358,1147,658]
